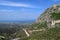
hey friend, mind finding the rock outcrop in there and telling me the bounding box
[36,4,60,28]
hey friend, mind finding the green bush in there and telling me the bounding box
[51,12,60,20]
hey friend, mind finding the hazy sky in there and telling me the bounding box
[0,0,60,21]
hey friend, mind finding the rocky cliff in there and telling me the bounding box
[36,4,60,23]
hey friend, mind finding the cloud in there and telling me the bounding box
[0,9,34,12]
[0,1,38,8]
[0,9,37,20]
[52,0,60,2]
[0,10,14,12]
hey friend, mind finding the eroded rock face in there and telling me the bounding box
[36,4,60,23]
[36,4,60,28]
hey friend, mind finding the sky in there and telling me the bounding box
[0,0,60,21]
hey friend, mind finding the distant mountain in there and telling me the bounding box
[0,20,35,24]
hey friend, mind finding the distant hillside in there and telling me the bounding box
[0,20,35,24]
